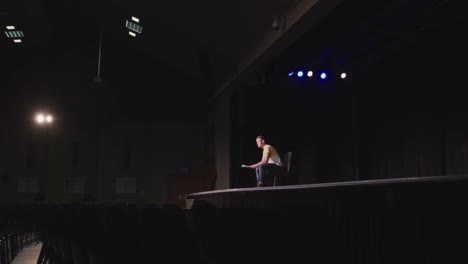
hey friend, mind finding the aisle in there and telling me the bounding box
[11,242,43,264]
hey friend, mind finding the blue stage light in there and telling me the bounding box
[297,71,304,77]
[320,72,327,79]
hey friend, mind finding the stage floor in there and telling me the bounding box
[185,175,468,208]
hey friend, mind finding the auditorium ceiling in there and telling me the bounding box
[1,0,466,120]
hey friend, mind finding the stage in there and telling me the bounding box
[184,175,468,263]
[185,175,468,208]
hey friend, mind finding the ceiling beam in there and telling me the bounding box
[211,0,345,100]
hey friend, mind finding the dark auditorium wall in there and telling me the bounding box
[0,38,215,204]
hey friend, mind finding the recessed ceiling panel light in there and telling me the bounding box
[129,31,136,37]
[13,39,22,43]
[125,20,142,34]
[131,16,140,23]
[6,26,15,30]
[5,31,24,38]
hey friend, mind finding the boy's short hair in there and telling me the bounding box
[256,135,265,140]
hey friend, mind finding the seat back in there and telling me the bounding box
[272,152,292,186]
[283,152,292,175]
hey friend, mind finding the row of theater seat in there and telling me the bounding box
[34,203,202,264]
[0,214,38,264]
[0,226,18,264]
[28,201,330,264]
[3,202,330,264]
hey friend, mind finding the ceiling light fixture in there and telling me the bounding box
[5,30,24,38]
[126,16,143,37]
[5,25,24,43]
